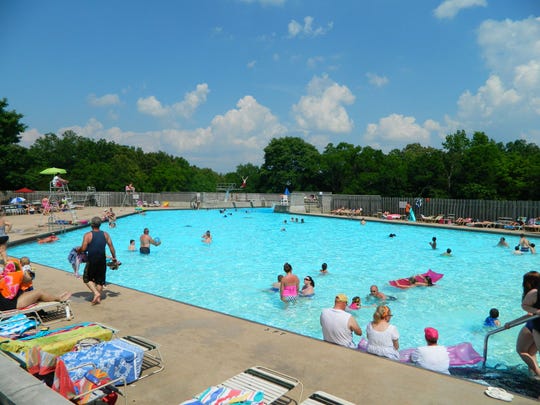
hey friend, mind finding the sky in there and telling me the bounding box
[1,0,539,173]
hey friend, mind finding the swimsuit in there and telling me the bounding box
[84,230,107,286]
[281,285,297,301]
[139,246,150,255]
[484,317,498,327]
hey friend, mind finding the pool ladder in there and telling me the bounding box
[483,313,540,366]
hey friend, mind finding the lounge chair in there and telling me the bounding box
[0,300,74,325]
[300,391,356,405]
[181,366,302,405]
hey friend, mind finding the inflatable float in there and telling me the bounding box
[357,339,483,366]
[389,269,443,289]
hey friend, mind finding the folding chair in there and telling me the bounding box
[300,391,356,405]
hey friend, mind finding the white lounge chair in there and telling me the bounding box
[301,391,356,405]
[0,300,73,325]
[182,365,302,405]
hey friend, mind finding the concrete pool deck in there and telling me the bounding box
[3,206,539,404]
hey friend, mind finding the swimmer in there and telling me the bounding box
[368,285,387,301]
[360,218,366,225]
[513,246,523,255]
[128,239,136,251]
[37,233,59,244]
[271,275,283,292]
[497,237,509,247]
[484,308,501,327]
[319,262,328,275]
[389,233,397,238]
[280,262,299,303]
[299,276,315,297]
[429,237,437,249]
[348,296,375,310]
[519,233,531,250]
[399,275,433,288]
[139,228,161,254]
[441,248,452,257]
[530,243,536,254]
[202,230,212,243]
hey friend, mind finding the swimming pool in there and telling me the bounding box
[9,209,539,372]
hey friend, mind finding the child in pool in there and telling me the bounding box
[348,296,375,310]
[484,308,501,327]
[271,275,283,292]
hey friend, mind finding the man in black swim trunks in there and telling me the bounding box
[80,217,117,305]
[139,227,161,254]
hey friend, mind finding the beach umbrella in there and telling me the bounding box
[40,167,67,175]
[10,197,26,204]
[14,187,33,193]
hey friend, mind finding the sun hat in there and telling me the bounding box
[335,293,348,302]
[425,327,439,341]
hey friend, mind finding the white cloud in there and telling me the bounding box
[41,95,286,173]
[478,17,540,77]
[137,96,169,117]
[247,60,257,69]
[19,128,42,147]
[172,84,210,118]
[211,95,286,148]
[452,17,540,139]
[434,0,487,20]
[137,83,209,119]
[87,93,120,107]
[292,74,355,133]
[363,114,432,151]
[366,72,389,87]
[288,16,333,38]
[457,75,520,120]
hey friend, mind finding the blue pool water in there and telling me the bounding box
[9,209,539,371]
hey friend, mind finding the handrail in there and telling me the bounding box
[483,313,540,366]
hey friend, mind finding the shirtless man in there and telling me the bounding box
[369,285,387,300]
[139,227,161,254]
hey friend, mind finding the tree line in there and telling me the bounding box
[1,98,538,200]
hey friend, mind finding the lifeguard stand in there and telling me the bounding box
[48,180,77,222]
[122,190,139,207]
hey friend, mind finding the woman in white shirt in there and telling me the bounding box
[366,305,400,360]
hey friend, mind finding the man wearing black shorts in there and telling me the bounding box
[80,216,117,305]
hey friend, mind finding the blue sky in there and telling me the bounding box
[1,0,539,173]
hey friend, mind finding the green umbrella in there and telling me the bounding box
[40,167,67,175]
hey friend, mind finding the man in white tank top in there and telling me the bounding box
[320,294,362,348]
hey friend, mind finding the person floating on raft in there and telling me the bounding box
[37,233,59,244]
[389,269,443,289]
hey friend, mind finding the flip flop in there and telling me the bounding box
[485,387,513,402]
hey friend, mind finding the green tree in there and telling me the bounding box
[320,142,361,193]
[0,98,26,146]
[442,130,470,197]
[260,137,321,192]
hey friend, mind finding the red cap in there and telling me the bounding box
[424,327,438,341]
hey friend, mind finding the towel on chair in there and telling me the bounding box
[180,385,264,405]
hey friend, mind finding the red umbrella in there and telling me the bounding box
[14,187,34,193]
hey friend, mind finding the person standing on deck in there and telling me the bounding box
[80,217,117,305]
